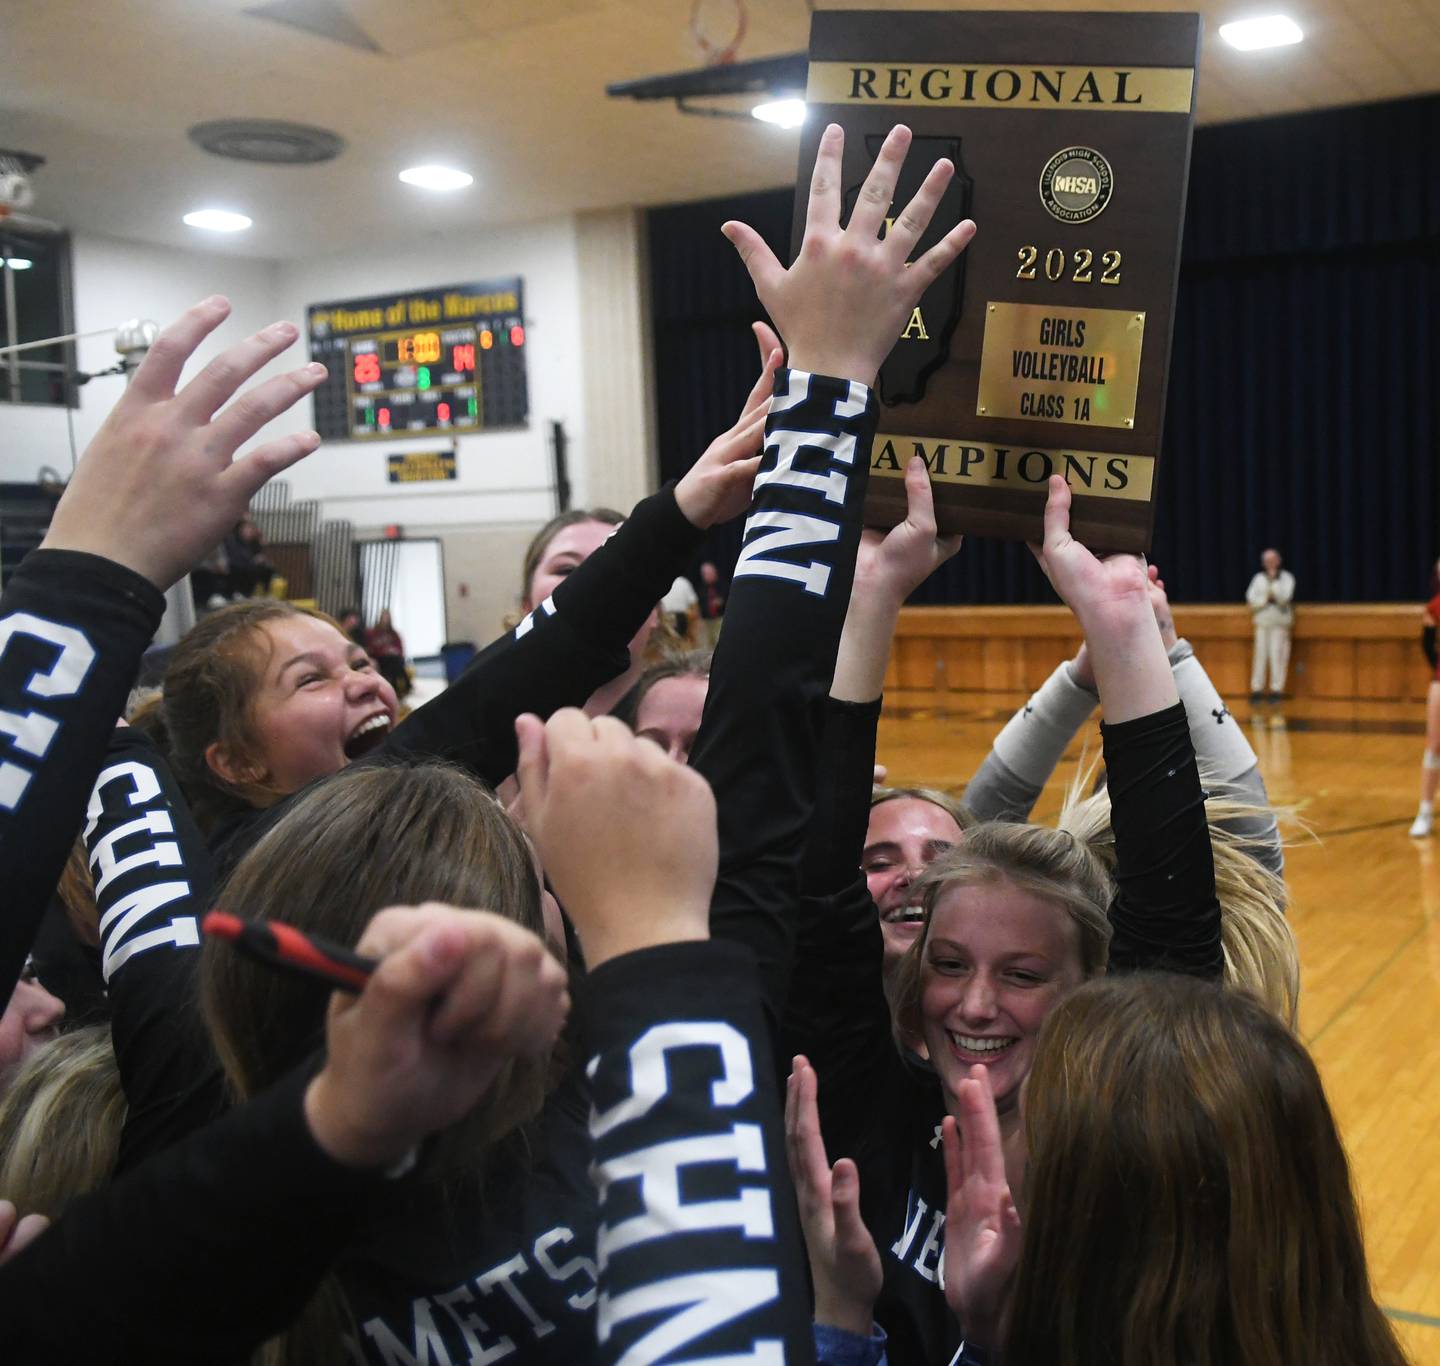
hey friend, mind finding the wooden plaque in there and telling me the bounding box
[793,11,1201,552]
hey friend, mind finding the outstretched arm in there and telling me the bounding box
[84,727,227,1169]
[0,298,322,998]
[1031,478,1221,978]
[803,458,963,890]
[519,710,816,1366]
[695,122,976,1022]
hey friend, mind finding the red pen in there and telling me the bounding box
[202,910,377,993]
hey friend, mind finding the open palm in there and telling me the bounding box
[941,1067,1022,1348]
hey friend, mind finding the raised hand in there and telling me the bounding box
[786,1055,883,1336]
[41,296,325,590]
[515,709,717,968]
[830,455,961,704]
[1028,475,1150,628]
[940,1067,1022,1348]
[1030,476,1176,723]
[303,903,569,1170]
[674,321,784,528]
[854,454,964,605]
[722,124,976,386]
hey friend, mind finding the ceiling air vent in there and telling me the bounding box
[188,119,345,166]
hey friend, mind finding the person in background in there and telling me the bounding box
[697,560,725,647]
[613,650,712,765]
[364,608,410,699]
[337,607,366,648]
[223,516,273,598]
[1247,547,1296,702]
[189,543,229,610]
[1408,583,1440,837]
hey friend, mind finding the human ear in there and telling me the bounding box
[205,739,266,788]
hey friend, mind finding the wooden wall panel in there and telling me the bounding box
[1365,641,1408,701]
[886,603,1431,703]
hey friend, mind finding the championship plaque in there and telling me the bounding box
[793,11,1200,552]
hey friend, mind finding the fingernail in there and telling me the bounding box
[264,321,297,342]
[303,430,321,446]
[306,361,326,376]
[203,294,228,309]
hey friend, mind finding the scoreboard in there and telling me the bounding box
[307,279,528,441]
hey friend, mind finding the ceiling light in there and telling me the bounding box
[752,98,807,129]
[1219,15,1304,50]
[182,209,253,232]
[3,257,32,270]
[398,165,473,191]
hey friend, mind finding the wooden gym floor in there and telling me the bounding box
[878,691,1440,1365]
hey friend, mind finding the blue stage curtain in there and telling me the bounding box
[647,94,1440,603]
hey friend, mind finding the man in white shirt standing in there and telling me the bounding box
[1247,548,1296,701]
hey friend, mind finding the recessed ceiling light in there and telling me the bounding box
[752,98,807,129]
[3,258,32,270]
[1219,15,1304,50]
[398,165,474,191]
[182,209,253,232]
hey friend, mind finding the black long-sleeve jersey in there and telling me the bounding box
[692,366,878,1027]
[0,551,165,1000]
[84,725,226,1168]
[581,939,817,1366]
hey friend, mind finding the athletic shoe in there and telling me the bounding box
[1409,811,1433,838]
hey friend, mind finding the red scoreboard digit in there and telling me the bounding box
[353,352,381,385]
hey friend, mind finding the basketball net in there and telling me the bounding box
[0,151,34,220]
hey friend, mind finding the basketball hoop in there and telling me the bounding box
[690,0,747,66]
[0,149,44,222]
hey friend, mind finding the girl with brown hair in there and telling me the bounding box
[941,973,1408,1366]
[611,648,712,765]
[194,759,580,1365]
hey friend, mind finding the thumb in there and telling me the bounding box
[722,222,784,296]
[1041,475,1072,550]
[752,319,783,366]
[830,1158,871,1251]
[902,456,937,535]
[514,713,550,808]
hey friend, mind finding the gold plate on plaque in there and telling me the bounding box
[805,63,1195,114]
[977,301,1145,431]
[871,435,1153,502]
